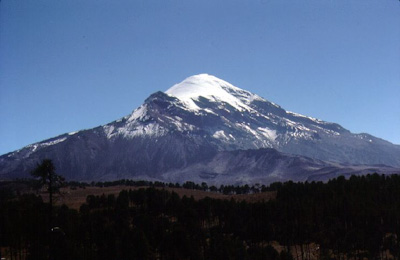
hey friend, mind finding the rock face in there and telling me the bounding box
[1,74,399,184]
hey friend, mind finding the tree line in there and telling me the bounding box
[1,172,400,259]
[67,179,275,195]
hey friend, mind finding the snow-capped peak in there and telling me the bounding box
[165,74,262,112]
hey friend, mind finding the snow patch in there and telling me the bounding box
[257,127,277,141]
[236,123,260,139]
[165,74,255,112]
[203,108,218,116]
[287,111,324,124]
[104,121,168,139]
[213,130,231,141]
[31,144,38,152]
[24,137,68,157]
[104,125,115,138]
[40,137,67,147]
[119,123,167,138]
[127,105,148,122]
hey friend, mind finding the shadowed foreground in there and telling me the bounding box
[1,174,400,260]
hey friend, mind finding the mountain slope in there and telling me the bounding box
[1,74,399,183]
[161,148,399,185]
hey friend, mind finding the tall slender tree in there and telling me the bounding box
[31,159,65,260]
[31,159,64,223]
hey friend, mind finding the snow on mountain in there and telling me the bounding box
[1,74,400,183]
[110,74,331,149]
[165,74,263,112]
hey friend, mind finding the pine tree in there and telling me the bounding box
[31,159,65,220]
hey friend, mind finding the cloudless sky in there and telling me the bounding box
[1,0,399,155]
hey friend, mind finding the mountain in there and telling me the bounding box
[1,74,399,184]
[161,148,399,185]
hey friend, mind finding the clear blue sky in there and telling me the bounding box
[1,0,399,155]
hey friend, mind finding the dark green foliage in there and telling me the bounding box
[30,159,65,223]
[30,159,65,195]
[1,173,400,259]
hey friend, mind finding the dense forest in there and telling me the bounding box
[1,173,400,260]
